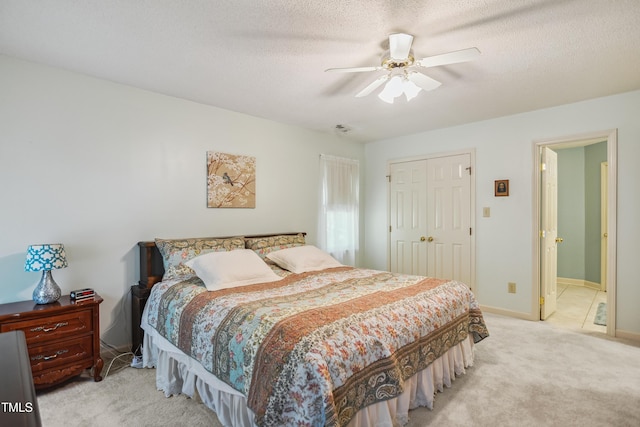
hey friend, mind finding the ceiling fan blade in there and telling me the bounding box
[325,66,381,73]
[356,75,389,97]
[416,47,481,68]
[407,71,442,91]
[389,33,414,60]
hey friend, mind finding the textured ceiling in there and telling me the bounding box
[2,0,640,142]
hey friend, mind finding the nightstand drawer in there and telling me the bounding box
[0,309,93,344]
[28,335,93,373]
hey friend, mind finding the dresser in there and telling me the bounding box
[0,295,103,390]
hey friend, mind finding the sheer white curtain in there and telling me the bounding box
[318,154,359,266]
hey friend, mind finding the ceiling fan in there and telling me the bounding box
[325,33,480,103]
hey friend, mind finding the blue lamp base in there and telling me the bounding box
[32,270,62,304]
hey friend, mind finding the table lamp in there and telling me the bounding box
[25,243,68,304]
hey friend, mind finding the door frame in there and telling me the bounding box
[387,148,476,292]
[531,130,617,336]
[600,161,608,292]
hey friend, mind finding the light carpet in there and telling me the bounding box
[37,313,640,427]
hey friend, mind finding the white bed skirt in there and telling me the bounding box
[142,322,475,427]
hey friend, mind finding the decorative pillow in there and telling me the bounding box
[266,245,343,274]
[185,249,281,291]
[245,233,306,259]
[155,236,245,280]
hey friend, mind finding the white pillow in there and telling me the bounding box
[266,245,343,274]
[185,249,281,291]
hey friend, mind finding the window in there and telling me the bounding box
[318,155,359,265]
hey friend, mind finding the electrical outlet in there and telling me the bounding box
[508,282,516,293]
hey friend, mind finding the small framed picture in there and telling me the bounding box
[495,179,509,197]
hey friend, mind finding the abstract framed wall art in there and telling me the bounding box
[207,151,256,208]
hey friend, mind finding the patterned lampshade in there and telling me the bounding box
[25,244,68,272]
[25,244,68,304]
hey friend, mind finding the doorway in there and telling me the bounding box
[533,130,617,336]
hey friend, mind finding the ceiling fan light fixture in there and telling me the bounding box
[378,74,422,103]
[378,75,403,104]
[403,79,422,101]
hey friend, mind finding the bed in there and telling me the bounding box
[138,232,488,427]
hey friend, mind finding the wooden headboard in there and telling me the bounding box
[137,241,165,288]
[137,232,306,288]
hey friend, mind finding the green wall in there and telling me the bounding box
[585,142,607,283]
[557,147,585,279]
[556,142,607,283]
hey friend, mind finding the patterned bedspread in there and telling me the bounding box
[145,267,489,426]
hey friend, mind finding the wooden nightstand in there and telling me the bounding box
[130,285,151,356]
[0,295,103,390]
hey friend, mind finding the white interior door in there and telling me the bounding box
[426,154,471,284]
[600,161,608,292]
[541,146,558,320]
[389,160,428,275]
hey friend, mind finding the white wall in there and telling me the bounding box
[0,55,365,348]
[3,54,638,344]
[364,90,640,337]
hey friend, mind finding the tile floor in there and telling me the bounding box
[545,283,607,333]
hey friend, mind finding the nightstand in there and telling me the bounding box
[0,295,103,390]
[130,285,150,356]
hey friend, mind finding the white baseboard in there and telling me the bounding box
[557,277,601,290]
[615,329,640,343]
[479,305,537,321]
